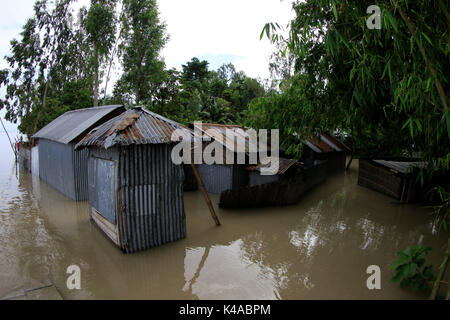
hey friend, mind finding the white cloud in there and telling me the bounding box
[159,0,294,78]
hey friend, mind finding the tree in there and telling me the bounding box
[0,0,94,137]
[85,0,116,107]
[257,0,449,166]
[181,57,210,89]
[117,0,167,105]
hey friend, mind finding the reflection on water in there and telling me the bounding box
[0,134,447,299]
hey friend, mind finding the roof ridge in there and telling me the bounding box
[134,106,183,128]
[63,105,124,115]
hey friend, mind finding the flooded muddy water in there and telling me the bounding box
[0,134,447,299]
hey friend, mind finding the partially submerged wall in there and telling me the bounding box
[219,161,328,208]
[17,144,31,172]
[88,144,187,253]
[38,139,88,201]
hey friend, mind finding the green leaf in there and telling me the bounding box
[260,26,266,40]
[332,1,338,21]
[403,263,416,278]
[391,271,402,283]
[391,255,409,270]
[385,11,398,32]
[421,32,432,45]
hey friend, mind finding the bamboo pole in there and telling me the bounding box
[0,117,17,161]
[345,154,354,171]
[190,164,221,226]
[430,239,450,300]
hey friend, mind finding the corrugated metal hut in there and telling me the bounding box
[220,160,328,208]
[194,123,251,194]
[358,159,441,203]
[247,157,299,187]
[304,133,350,173]
[75,107,190,253]
[32,105,126,201]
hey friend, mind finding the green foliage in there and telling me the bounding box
[259,0,449,163]
[246,74,328,158]
[0,0,96,137]
[118,0,167,105]
[142,58,266,126]
[391,246,436,291]
[432,186,450,233]
[86,1,116,106]
[86,2,116,57]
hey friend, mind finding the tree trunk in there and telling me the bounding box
[33,80,49,135]
[93,50,100,107]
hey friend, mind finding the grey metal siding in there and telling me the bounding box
[73,147,89,201]
[88,157,117,224]
[117,144,186,253]
[38,139,88,201]
[231,164,249,189]
[197,164,248,194]
[197,164,233,194]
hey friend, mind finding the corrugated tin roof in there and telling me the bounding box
[321,133,351,152]
[307,133,349,153]
[32,105,126,144]
[373,160,431,174]
[193,123,258,153]
[248,157,299,175]
[76,107,192,149]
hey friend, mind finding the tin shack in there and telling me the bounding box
[357,158,446,203]
[76,107,191,253]
[193,123,251,194]
[32,105,126,201]
[304,133,350,174]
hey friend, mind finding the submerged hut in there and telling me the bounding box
[32,105,126,201]
[357,158,444,203]
[193,123,251,194]
[304,133,350,173]
[76,107,191,253]
[220,160,328,208]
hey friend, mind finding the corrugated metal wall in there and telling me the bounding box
[38,139,88,201]
[197,164,233,194]
[197,164,248,194]
[117,144,186,253]
[74,147,89,201]
[31,146,39,177]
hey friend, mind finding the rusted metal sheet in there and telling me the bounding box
[193,123,257,154]
[321,133,351,152]
[77,107,192,149]
[77,109,188,253]
[247,157,299,175]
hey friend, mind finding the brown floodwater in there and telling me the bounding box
[0,134,448,300]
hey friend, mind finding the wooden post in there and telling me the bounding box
[0,117,17,161]
[345,154,354,171]
[190,164,221,226]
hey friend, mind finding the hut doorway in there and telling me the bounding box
[88,156,119,245]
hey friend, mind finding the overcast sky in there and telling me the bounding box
[0,0,294,132]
